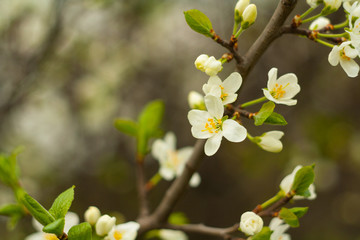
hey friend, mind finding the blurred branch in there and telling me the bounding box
[136,155,150,218]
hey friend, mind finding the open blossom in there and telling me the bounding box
[280,165,317,200]
[159,229,188,240]
[25,212,79,240]
[254,131,284,153]
[239,211,263,236]
[152,132,201,187]
[96,214,117,236]
[106,221,140,240]
[263,68,300,106]
[344,0,360,16]
[269,218,291,240]
[309,17,330,30]
[202,72,243,105]
[328,41,359,78]
[188,95,247,156]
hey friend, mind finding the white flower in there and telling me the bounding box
[347,16,360,49]
[262,68,300,106]
[239,211,263,236]
[107,221,140,240]
[254,131,284,153]
[234,0,250,22]
[280,165,317,200]
[269,218,291,240]
[152,132,201,187]
[159,229,188,240]
[306,0,321,8]
[96,214,117,236]
[188,95,247,156]
[323,0,342,12]
[204,56,223,76]
[345,0,360,17]
[309,17,331,30]
[202,72,243,105]
[328,41,359,78]
[241,4,257,28]
[25,212,79,240]
[188,91,205,110]
[84,206,101,225]
[194,54,209,72]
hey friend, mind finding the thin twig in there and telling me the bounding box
[136,155,150,218]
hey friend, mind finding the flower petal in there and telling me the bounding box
[263,89,277,102]
[208,85,222,98]
[188,110,210,126]
[267,68,278,89]
[263,131,284,140]
[204,133,223,156]
[222,119,247,142]
[160,167,176,180]
[164,132,176,151]
[328,46,340,66]
[276,73,300,99]
[189,172,201,187]
[204,95,224,119]
[340,58,360,77]
[191,124,213,139]
[203,76,222,94]
[222,93,238,105]
[222,72,242,93]
[259,137,283,153]
[177,147,194,163]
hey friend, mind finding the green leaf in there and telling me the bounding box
[43,218,65,237]
[252,227,272,240]
[68,222,92,240]
[168,212,189,225]
[114,119,138,137]
[184,9,213,37]
[279,208,299,228]
[0,204,24,216]
[289,207,308,219]
[0,147,23,187]
[21,192,55,226]
[291,165,315,196]
[253,101,275,126]
[49,186,75,219]
[263,112,287,125]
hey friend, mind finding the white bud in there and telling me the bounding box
[323,0,342,12]
[256,131,284,153]
[96,214,116,236]
[159,229,188,240]
[194,54,209,72]
[306,0,321,8]
[241,4,257,29]
[84,206,101,225]
[234,0,250,22]
[204,56,223,76]
[309,17,331,30]
[239,211,263,236]
[188,91,205,110]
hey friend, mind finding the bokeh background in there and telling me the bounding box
[0,0,360,239]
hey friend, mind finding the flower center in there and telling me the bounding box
[271,83,289,99]
[169,151,181,167]
[45,234,59,240]
[219,85,228,100]
[202,118,222,134]
[340,48,351,61]
[113,230,123,240]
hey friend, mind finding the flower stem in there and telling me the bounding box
[234,27,244,39]
[241,97,267,108]
[260,191,284,210]
[146,172,162,191]
[302,12,323,23]
[317,32,348,38]
[233,22,240,35]
[300,7,315,19]
[333,20,349,29]
[314,38,335,48]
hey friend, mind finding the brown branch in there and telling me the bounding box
[212,33,243,64]
[136,155,150,218]
[257,194,293,217]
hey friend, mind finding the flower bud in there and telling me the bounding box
[256,131,284,153]
[241,4,257,29]
[204,56,223,76]
[309,17,330,30]
[84,206,101,225]
[194,54,209,72]
[234,0,250,23]
[306,0,322,9]
[188,91,205,110]
[323,0,341,13]
[239,211,263,235]
[96,214,116,236]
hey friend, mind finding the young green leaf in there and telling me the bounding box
[263,112,287,125]
[49,186,75,219]
[168,212,189,225]
[184,9,213,37]
[253,101,275,126]
[279,208,299,228]
[251,226,272,240]
[68,222,92,240]
[291,165,315,196]
[43,218,65,237]
[114,119,138,137]
[21,192,55,226]
[289,207,308,219]
[0,204,24,216]
[0,148,22,187]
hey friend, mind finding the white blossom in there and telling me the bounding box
[96,214,117,236]
[262,68,300,106]
[107,221,140,240]
[255,131,284,153]
[280,165,317,200]
[241,4,257,28]
[158,229,188,240]
[239,211,263,236]
[269,218,291,240]
[188,91,205,110]
[307,0,322,8]
[84,206,101,225]
[25,212,79,240]
[309,17,331,30]
[152,132,201,187]
[328,41,359,78]
[202,72,243,105]
[188,95,247,156]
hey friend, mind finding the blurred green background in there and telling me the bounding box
[0,0,360,239]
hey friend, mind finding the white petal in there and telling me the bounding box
[344,45,358,58]
[222,119,247,142]
[328,46,340,66]
[208,85,222,98]
[164,132,176,151]
[25,232,47,240]
[263,89,277,102]
[269,217,283,230]
[279,174,293,193]
[177,147,194,163]
[273,98,298,106]
[208,75,222,86]
[160,167,176,180]
[188,110,210,126]
[191,124,213,139]
[267,68,278,89]
[204,95,224,119]
[259,137,283,153]
[204,133,223,156]
[152,140,167,163]
[340,58,360,77]
[264,131,284,140]
[307,184,317,200]
[275,73,300,100]
[64,212,80,232]
[189,172,201,187]
[222,72,243,93]
[222,93,238,105]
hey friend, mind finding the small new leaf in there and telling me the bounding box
[21,192,55,226]
[184,9,213,37]
[254,101,275,126]
[49,186,75,219]
[279,208,299,228]
[68,222,92,240]
[168,212,189,225]
[252,226,272,240]
[43,218,65,237]
[114,119,138,137]
[0,204,24,216]
[263,112,287,125]
[289,207,308,219]
[291,165,315,196]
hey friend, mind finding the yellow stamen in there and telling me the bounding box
[45,234,58,240]
[219,85,228,100]
[202,118,222,133]
[272,83,290,99]
[113,230,123,240]
[340,48,351,61]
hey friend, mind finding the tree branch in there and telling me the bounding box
[136,155,150,218]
